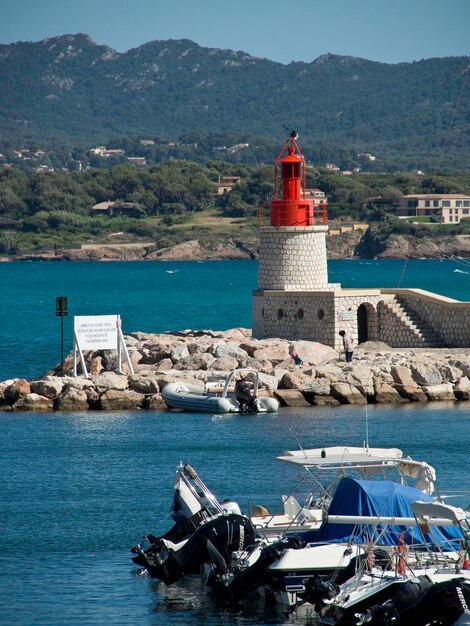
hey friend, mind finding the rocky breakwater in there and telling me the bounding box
[2,329,470,412]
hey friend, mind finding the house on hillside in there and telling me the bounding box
[0,217,21,229]
[211,176,241,196]
[396,194,470,223]
[127,157,147,166]
[89,147,125,158]
[91,201,146,218]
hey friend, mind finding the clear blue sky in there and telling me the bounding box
[1,0,469,64]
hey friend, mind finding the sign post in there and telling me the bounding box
[73,314,134,378]
[55,296,68,375]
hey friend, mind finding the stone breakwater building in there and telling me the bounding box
[252,137,470,350]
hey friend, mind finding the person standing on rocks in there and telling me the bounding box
[339,330,354,362]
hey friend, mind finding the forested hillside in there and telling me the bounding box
[1,34,469,166]
[2,161,470,257]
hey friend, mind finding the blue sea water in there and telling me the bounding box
[1,259,470,625]
[2,258,470,381]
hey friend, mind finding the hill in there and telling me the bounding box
[1,34,469,166]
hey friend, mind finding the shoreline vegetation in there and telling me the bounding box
[2,157,470,264]
[2,329,470,411]
[3,225,470,262]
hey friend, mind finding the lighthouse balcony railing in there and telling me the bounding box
[258,202,328,228]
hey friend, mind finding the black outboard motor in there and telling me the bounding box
[355,576,470,626]
[132,512,256,586]
[235,378,258,412]
[207,535,306,603]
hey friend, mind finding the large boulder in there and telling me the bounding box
[312,395,341,406]
[31,378,64,399]
[154,358,173,371]
[173,353,215,371]
[139,341,174,364]
[397,385,428,402]
[274,389,311,407]
[280,370,312,390]
[373,382,408,404]
[448,357,470,378]
[303,379,331,396]
[213,343,249,362]
[12,393,54,411]
[4,379,31,402]
[422,383,455,401]
[127,373,160,394]
[98,389,145,410]
[211,355,239,371]
[257,372,280,390]
[288,341,338,365]
[436,363,463,384]
[93,372,129,393]
[55,388,90,411]
[240,357,274,374]
[315,365,345,382]
[252,343,291,364]
[330,382,366,404]
[142,393,166,409]
[410,362,443,386]
[170,343,190,363]
[391,366,418,390]
[346,364,375,396]
[65,377,96,391]
[454,377,470,401]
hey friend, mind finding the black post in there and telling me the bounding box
[55,296,68,375]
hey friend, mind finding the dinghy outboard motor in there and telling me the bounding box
[235,378,258,412]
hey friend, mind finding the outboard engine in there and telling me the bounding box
[235,378,258,412]
[132,512,256,585]
[207,535,306,603]
[355,576,470,626]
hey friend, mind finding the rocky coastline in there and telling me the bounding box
[2,228,470,262]
[2,328,470,412]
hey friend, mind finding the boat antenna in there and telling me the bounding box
[289,427,307,457]
[363,372,373,452]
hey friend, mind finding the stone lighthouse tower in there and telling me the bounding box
[253,132,470,350]
[252,133,342,344]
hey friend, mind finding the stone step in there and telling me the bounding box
[394,297,444,347]
[381,299,444,347]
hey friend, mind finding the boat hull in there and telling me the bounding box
[162,381,279,413]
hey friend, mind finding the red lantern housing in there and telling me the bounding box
[268,135,327,227]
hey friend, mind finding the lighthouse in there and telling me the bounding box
[253,133,344,343]
[252,132,470,351]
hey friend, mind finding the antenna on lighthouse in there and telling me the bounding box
[282,124,298,140]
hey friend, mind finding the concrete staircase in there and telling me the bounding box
[380,296,444,348]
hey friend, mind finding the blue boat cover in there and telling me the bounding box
[301,477,463,549]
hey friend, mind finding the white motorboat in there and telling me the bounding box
[203,446,453,604]
[296,500,470,625]
[251,444,438,540]
[161,369,279,413]
[131,462,256,584]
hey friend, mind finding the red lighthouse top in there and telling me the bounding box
[264,132,327,227]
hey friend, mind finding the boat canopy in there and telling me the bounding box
[277,446,436,493]
[300,477,464,549]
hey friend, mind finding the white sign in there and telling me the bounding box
[340,311,355,321]
[74,315,118,350]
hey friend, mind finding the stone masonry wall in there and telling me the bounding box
[252,291,336,343]
[384,289,470,347]
[332,291,382,350]
[258,226,333,291]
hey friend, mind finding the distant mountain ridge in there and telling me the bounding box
[1,34,469,164]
